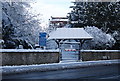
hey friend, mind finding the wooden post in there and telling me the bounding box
[59,41,62,61]
[78,40,81,61]
[54,39,61,49]
[78,39,85,61]
[54,39,61,62]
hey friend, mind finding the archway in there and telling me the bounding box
[48,28,93,62]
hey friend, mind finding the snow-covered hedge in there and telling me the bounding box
[83,26,116,50]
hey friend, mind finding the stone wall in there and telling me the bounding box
[81,50,120,61]
[1,49,59,66]
[1,49,120,66]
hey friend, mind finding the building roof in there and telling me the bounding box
[51,17,67,19]
[50,19,68,22]
[50,16,68,22]
[48,28,93,40]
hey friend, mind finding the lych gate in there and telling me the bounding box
[48,28,93,61]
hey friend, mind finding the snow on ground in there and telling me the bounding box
[1,59,120,75]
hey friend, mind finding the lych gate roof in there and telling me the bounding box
[48,28,93,40]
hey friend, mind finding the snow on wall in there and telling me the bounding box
[0,49,119,53]
[81,50,120,52]
[0,49,59,53]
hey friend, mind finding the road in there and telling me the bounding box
[3,64,120,79]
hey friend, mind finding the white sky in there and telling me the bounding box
[30,0,74,28]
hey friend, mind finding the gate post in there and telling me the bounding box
[55,39,62,62]
[78,39,85,61]
[78,41,81,61]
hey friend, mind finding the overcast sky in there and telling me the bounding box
[30,0,74,28]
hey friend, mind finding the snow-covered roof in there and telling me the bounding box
[51,19,68,22]
[48,28,93,40]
